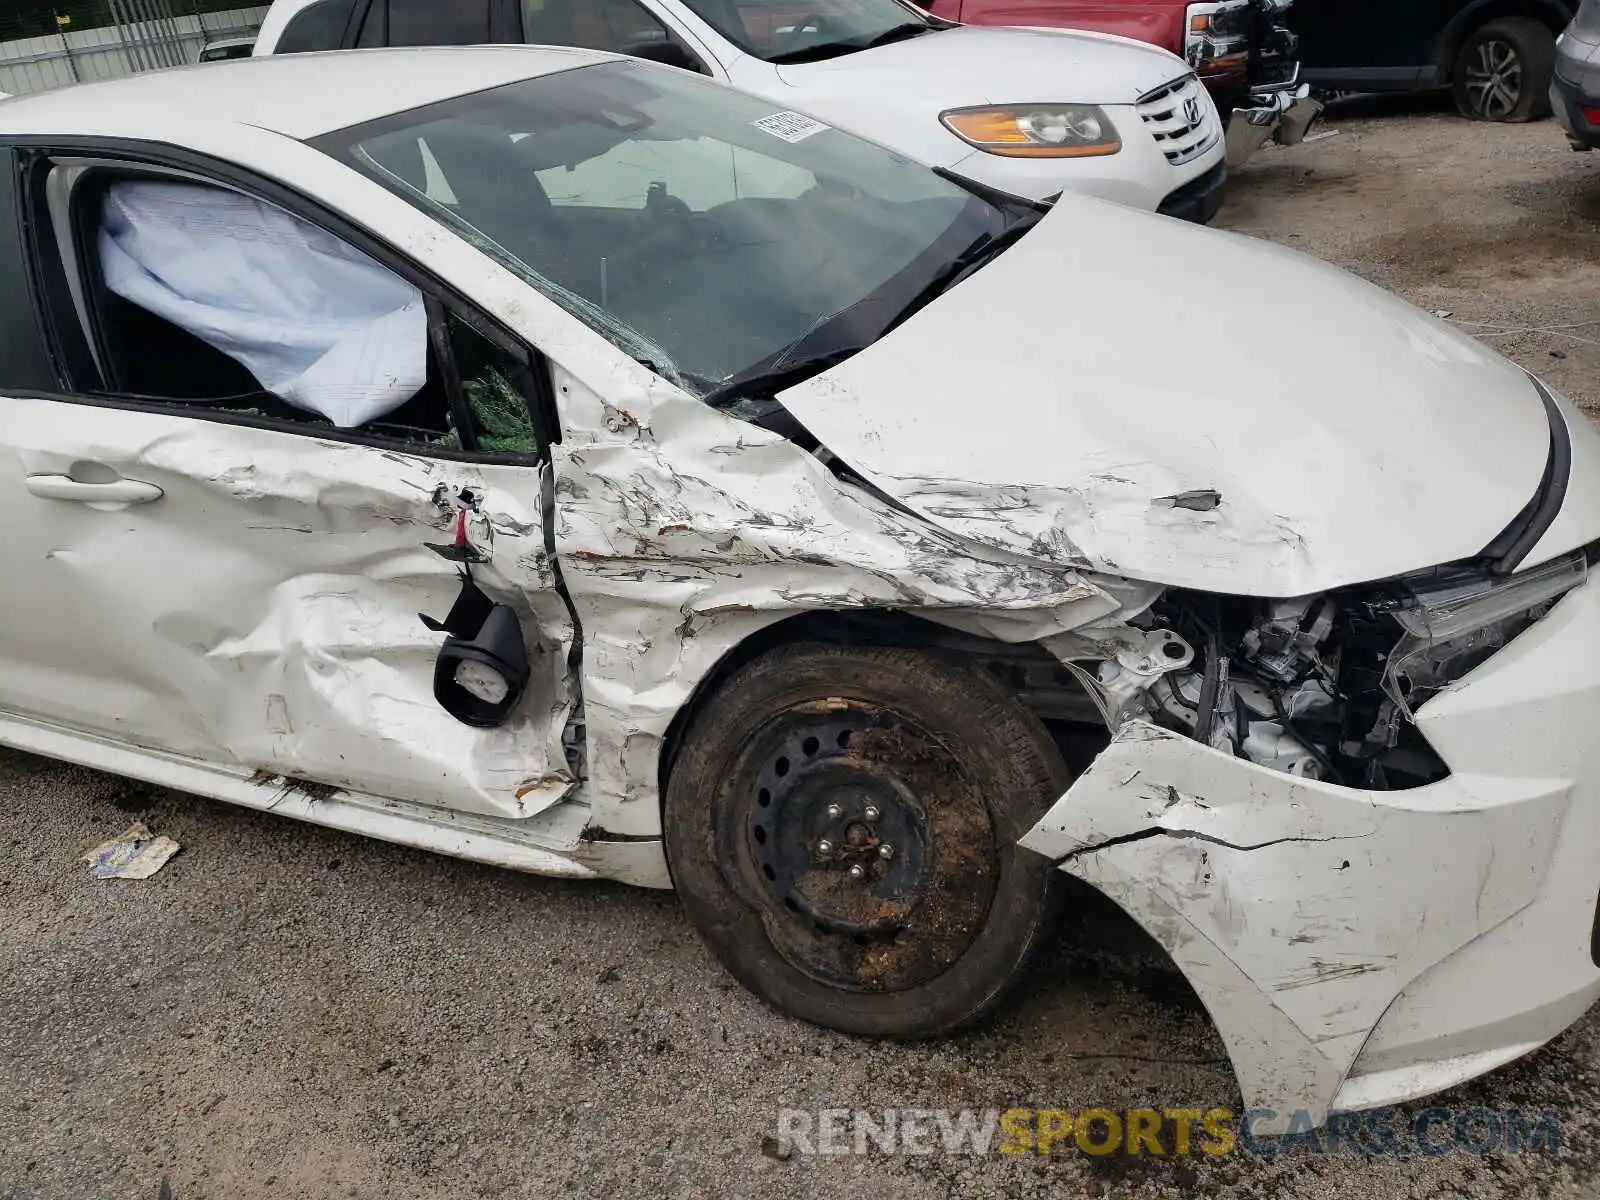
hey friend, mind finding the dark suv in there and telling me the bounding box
[1291,0,1577,121]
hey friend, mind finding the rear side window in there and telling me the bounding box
[387,0,493,45]
[275,0,357,52]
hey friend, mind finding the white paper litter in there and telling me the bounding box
[99,180,427,429]
[83,822,181,880]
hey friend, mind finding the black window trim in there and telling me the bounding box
[338,0,368,46]
[351,0,383,47]
[8,135,563,467]
[0,146,59,394]
[490,0,523,43]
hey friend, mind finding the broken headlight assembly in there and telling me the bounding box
[1108,551,1589,790]
[940,105,1122,157]
[1380,550,1588,719]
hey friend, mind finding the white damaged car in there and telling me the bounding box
[1,49,1597,1129]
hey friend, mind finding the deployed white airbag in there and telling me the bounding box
[99,180,427,428]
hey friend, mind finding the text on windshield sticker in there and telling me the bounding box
[751,111,830,143]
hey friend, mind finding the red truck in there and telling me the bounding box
[917,0,1320,165]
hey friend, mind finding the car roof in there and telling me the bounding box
[202,36,257,48]
[0,46,616,141]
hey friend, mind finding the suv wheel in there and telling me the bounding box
[663,643,1071,1039]
[1453,17,1557,122]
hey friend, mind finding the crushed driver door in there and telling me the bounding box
[0,150,577,822]
[0,399,578,821]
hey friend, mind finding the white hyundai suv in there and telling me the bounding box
[254,0,1229,220]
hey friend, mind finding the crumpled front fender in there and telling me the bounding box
[1019,721,1570,1126]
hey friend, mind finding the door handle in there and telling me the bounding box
[25,474,164,505]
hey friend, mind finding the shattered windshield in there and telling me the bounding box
[678,0,942,63]
[315,61,999,398]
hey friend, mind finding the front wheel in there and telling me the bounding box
[663,643,1071,1038]
[1453,17,1557,122]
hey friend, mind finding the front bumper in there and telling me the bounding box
[1157,160,1228,223]
[1226,80,1323,167]
[1022,576,1600,1127]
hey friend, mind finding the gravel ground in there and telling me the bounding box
[3,100,1599,1200]
[1218,93,1600,417]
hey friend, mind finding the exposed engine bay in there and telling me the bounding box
[737,395,1590,794]
[1083,550,1590,789]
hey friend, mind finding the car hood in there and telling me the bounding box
[775,25,1187,108]
[778,195,1552,597]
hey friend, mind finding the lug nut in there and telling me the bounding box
[817,839,833,855]
[863,805,880,821]
[826,803,843,819]
[848,864,866,880]
[878,844,895,860]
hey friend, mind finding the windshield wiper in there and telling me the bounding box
[933,166,1052,218]
[767,39,864,63]
[860,21,935,48]
[703,347,867,408]
[704,209,1043,408]
[881,214,1043,336]
[768,20,934,62]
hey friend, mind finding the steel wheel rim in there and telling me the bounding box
[1465,39,1522,119]
[723,703,1000,993]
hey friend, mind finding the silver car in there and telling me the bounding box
[1553,0,1600,147]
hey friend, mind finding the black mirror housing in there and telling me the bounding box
[422,576,532,728]
[619,40,709,74]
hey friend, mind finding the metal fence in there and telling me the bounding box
[0,2,270,95]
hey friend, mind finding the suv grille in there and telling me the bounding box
[1137,74,1219,167]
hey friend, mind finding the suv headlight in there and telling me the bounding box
[940,105,1122,157]
[1382,550,1588,719]
[1186,0,1252,78]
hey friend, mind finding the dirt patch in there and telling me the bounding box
[1219,97,1600,417]
[1359,223,1599,286]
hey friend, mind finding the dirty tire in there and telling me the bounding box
[664,643,1072,1039]
[1452,17,1556,122]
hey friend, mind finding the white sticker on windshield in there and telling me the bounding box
[751,111,830,143]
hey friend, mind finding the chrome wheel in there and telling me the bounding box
[1464,38,1522,120]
